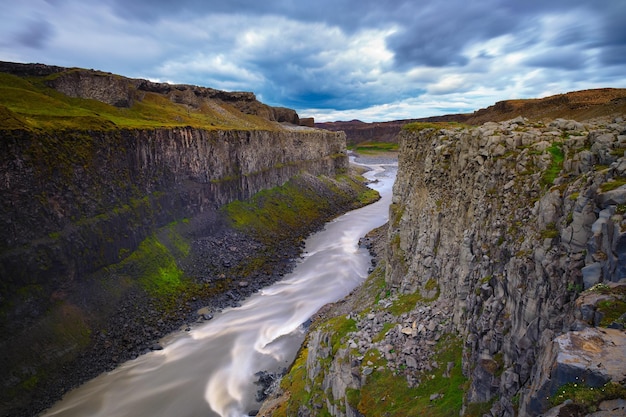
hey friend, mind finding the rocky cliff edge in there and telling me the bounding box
[265,116,626,417]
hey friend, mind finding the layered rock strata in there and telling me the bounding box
[0,124,351,416]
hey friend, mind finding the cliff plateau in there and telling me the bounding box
[263,116,626,417]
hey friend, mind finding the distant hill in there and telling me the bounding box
[316,88,626,145]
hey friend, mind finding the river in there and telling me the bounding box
[41,157,397,417]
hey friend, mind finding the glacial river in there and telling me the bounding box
[41,157,397,417]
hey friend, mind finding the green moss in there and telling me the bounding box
[224,180,328,243]
[357,334,467,417]
[277,347,311,417]
[541,222,560,239]
[596,299,626,327]
[388,290,423,316]
[322,315,357,354]
[374,322,396,343]
[358,188,381,204]
[223,174,378,244]
[109,225,196,312]
[425,277,438,291]
[600,176,626,192]
[126,235,184,297]
[346,388,362,409]
[541,142,564,187]
[550,382,626,413]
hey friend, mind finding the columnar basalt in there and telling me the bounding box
[0,124,355,416]
[387,117,626,415]
[267,116,626,417]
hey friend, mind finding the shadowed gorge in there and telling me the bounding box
[0,63,378,416]
[265,115,626,417]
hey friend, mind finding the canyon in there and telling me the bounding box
[263,116,626,417]
[0,63,377,416]
[1,61,625,417]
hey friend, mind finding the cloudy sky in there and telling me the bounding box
[1,0,625,122]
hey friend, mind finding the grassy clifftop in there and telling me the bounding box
[0,66,282,131]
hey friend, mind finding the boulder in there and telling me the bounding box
[527,327,626,414]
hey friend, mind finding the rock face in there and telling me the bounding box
[1,127,347,283]
[267,116,626,417]
[386,117,626,415]
[0,124,348,415]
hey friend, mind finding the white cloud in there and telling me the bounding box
[0,0,624,122]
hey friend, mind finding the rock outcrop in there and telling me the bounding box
[388,116,626,416]
[266,116,626,417]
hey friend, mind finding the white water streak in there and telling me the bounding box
[42,160,396,417]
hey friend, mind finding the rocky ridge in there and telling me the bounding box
[316,89,626,146]
[263,116,626,417]
[387,115,626,415]
[0,61,300,125]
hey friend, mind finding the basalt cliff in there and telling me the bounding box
[0,63,378,416]
[262,115,626,416]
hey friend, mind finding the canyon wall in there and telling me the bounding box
[0,124,351,416]
[387,117,626,415]
[266,116,626,417]
[1,126,347,308]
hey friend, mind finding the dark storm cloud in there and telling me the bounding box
[14,18,55,49]
[0,0,625,121]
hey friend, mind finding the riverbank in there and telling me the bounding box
[36,157,396,417]
[6,170,377,417]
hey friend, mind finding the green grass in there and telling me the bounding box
[550,382,626,413]
[600,176,626,192]
[596,299,626,327]
[402,121,468,133]
[0,72,277,131]
[275,347,311,417]
[350,141,399,155]
[223,174,379,244]
[388,290,424,316]
[541,142,564,187]
[121,234,185,299]
[540,222,560,239]
[357,334,467,417]
[322,315,358,354]
[224,180,330,242]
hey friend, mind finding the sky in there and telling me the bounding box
[1,1,625,122]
